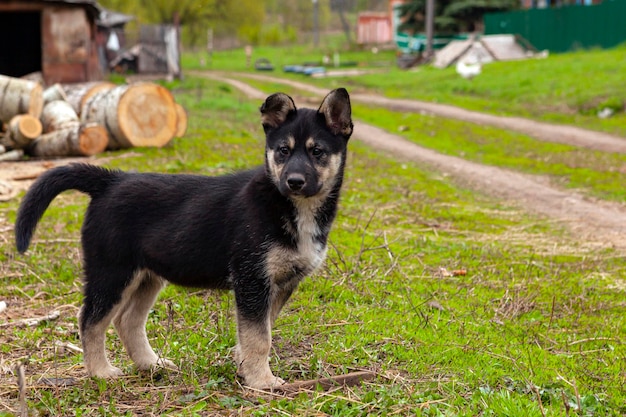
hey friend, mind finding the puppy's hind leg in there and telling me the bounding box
[113,271,176,371]
[79,266,136,378]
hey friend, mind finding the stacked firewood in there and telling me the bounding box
[0,74,187,160]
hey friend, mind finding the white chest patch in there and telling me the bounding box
[265,198,328,283]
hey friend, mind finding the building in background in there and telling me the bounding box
[0,0,102,84]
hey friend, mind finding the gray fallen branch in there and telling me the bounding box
[272,370,376,394]
[0,149,24,161]
[0,179,17,202]
[0,310,60,327]
[17,364,27,417]
[55,340,83,354]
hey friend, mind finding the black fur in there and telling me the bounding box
[15,88,352,388]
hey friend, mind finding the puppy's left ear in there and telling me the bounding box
[318,88,353,140]
[260,92,297,132]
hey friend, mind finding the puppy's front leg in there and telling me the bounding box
[233,311,285,389]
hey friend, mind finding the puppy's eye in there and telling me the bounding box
[278,146,290,155]
[311,147,324,157]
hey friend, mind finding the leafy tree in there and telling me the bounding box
[99,0,266,47]
[331,0,353,43]
[398,0,518,33]
[397,0,456,33]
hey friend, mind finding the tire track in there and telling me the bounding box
[223,72,626,154]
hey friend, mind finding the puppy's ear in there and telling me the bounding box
[260,93,297,132]
[318,88,353,139]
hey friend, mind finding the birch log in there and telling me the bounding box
[40,100,80,132]
[0,75,44,122]
[63,82,115,115]
[42,84,68,105]
[28,123,108,157]
[0,115,43,149]
[174,102,188,137]
[81,83,178,149]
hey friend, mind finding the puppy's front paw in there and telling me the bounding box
[136,357,178,372]
[90,365,124,379]
[155,357,178,370]
[245,375,286,390]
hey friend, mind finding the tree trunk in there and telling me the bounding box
[40,100,80,133]
[28,123,108,157]
[0,115,43,149]
[62,82,115,115]
[81,83,178,149]
[0,75,44,123]
[336,0,352,44]
[175,102,188,137]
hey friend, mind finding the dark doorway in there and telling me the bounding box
[0,12,42,77]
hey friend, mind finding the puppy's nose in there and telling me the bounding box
[287,174,305,191]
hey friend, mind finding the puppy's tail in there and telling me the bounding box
[15,164,120,253]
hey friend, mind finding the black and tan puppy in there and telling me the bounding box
[15,89,352,389]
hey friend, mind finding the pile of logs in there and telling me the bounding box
[0,74,187,160]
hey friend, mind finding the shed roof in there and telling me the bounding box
[98,8,134,28]
[15,0,101,19]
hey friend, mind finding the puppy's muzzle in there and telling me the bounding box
[286,173,306,192]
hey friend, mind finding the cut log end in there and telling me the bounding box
[15,115,43,140]
[79,124,108,156]
[117,83,177,147]
[175,102,188,138]
[1,115,43,149]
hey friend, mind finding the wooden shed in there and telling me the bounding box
[0,0,102,85]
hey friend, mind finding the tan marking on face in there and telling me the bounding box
[267,135,297,186]
[316,153,342,195]
[266,149,283,185]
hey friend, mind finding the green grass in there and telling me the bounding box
[1,75,625,415]
[185,42,626,137]
[207,74,626,204]
[352,103,626,203]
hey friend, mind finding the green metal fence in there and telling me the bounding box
[484,0,626,53]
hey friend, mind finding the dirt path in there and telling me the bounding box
[200,72,626,251]
[214,72,626,154]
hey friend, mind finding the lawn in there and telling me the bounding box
[0,56,624,415]
[184,42,626,137]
